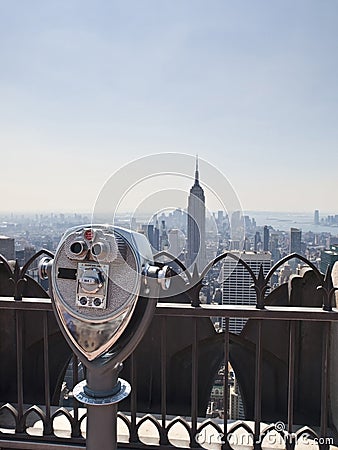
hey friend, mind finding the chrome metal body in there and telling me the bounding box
[49,224,153,361]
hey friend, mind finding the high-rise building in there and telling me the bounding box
[290,227,302,254]
[15,246,37,268]
[153,218,160,251]
[168,229,184,258]
[231,211,244,243]
[187,157,206,272]
[270,232,280,262]
[160,220,169,251]
[314,210,320,225]
[222,251,272,334]
[24,246,36,267]
[263,226,269,251]
[0,235,15,260]
[243,237,251,251]
[320,246,338,274]
[142,224,155,250]
[229,374,241,420]
[254,232,261,252]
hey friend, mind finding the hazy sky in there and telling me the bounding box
[1,1,337,214]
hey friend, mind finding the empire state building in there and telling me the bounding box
[187,157,206,273]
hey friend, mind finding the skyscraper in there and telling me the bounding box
[0,235,15,260]
[270,232,280,262]
[160,220,169,251]
[320,246,338,274]
[187,156,206,272]
[153,217,160,251]
[142,224,155,249]
[222,251,272,334]
[168,229,184,258]
[290,227,302,254]
[254,231,261,251]
[314,210,320,225]
[263,225,269,251]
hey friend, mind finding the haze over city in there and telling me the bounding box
[1,1,337,213]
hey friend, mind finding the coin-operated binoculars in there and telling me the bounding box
[39,225,170,450]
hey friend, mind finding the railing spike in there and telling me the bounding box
[251,264,269,310]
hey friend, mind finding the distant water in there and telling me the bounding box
[246,211,338,235]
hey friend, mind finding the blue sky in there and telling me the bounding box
[0,1,337,213]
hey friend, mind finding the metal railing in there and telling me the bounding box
[0,251,337,450]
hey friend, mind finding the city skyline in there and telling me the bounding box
[1,1,338,213]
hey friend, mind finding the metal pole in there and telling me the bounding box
[85,370,118,450]
[87,402,117,450]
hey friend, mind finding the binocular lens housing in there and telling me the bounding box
[91,242,111,261]
[91,243,102,256]
[70,240,88,257]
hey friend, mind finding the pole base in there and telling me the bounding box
[73,378,131,405]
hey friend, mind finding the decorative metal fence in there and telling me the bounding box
[0,250,337,450]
